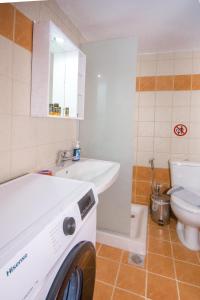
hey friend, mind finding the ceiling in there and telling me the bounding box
[56,0,200,52]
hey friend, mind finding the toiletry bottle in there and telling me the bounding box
[72,141,81,161]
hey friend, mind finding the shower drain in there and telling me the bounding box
[128,253,145,267]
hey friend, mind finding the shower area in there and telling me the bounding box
[79,38,148,256]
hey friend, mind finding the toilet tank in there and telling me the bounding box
[170,161,200,193]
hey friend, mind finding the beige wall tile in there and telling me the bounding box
[0,114,12,151]
[0,150,11,182]
[172,106,190,123]
[139,91,155,106]
[154,137,170,153]
[156,59,174,75]
[154,122,171,137]
[138,122,154,137]
[155,91,173,107]
[12,80,31,116]
[0,36,13,77]
[173,91,191,106]
[13,43,31,83]
[191,91,200,106]
[0,75,12,114]
[138,107,155,122]
[155,107,172,122]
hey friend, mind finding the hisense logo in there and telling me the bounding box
[6,254,28,277]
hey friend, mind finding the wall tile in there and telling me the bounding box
[154,168,170,184]
[139,76,155,91]
[192,58,200,74]
[0,150,11,182]
[135,166,152,181]
[154,152,169,168]
[174,58,193,74]
[191,91,200,106]
[156,60,174,75]
[174,75,191,91]
[190,107,200,122]
[11,147,37,178]
[173,91,191,106]
[154,122,171,137]
[154,137,170,153]
[190,123,200,138]
[12,116,36,149]
[0,36,13,77]
[136,151,153,167]
[139,91,155,106]
[155,107,172,122]
[191,74,200,90]
[138,107,155,122]
[156,76,174,91]
[172,107,190,123]
[138,137,154,152]
[135,181,151,196]
[171,137,189,154]
[14,9,33,51]
[189,139,200,154]
[136,77,140,91]
[155,91,173,107]
[138,122,154,137]
[0,75,12,114]
[0,114,12,151]
[13,43,31,83]
[0,4,14,41]
[12,80,31,115]
[140,60,157,76]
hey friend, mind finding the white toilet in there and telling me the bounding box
[169,161,200,251]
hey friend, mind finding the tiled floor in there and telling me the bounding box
[94,217,200,300]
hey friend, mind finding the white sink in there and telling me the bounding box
[54,158,120,194]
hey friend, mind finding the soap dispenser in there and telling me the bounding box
[72,141,81,161]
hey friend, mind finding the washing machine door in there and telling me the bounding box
[46,241,96,300]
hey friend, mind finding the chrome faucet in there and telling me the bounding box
[56,150,73,167]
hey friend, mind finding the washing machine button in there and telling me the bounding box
[63,217,76,235]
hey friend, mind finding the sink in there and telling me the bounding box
[54,158,120,194]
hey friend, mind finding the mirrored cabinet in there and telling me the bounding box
[31,21,86,119]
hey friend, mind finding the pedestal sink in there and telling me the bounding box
[54,158,120,194]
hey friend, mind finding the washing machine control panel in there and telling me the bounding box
[78,189,95,220]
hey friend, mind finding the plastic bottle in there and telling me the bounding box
[72,141,81,161]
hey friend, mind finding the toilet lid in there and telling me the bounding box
[171,188,200,214]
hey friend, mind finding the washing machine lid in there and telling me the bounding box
[0,174,94,252]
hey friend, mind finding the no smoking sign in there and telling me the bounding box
[174,124,187,137]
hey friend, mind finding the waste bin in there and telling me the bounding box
[150,194,170,225]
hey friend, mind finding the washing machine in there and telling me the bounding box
[0,173,98,300]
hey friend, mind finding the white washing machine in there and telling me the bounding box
[0,174,98,300]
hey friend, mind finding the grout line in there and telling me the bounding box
[96,243,102,256]
[177,280,200,289]
[147,250,200,267]
[169,227,180,300]
[110,250,123,300]
[115,286,146,299]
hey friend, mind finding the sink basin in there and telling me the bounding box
[54,158,120,194]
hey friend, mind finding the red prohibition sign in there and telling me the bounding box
[174,124,187,136]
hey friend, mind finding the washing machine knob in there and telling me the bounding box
[63,217,76,235]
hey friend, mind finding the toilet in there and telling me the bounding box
[169,161,200,251]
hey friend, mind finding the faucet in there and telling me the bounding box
[56,150,73,167]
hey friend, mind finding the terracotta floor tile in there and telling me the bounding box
[122,251,147,269]
[96,242,101,252]
[147,273,178,300]
[98,244,122,261]
[172,243,199,264]
[147,253,175,278]
[148,224,170,241]
[148,237,172,257]
[170,229,181,244]
[169,218,177,230]
[179,282,200,300]
[175,260,200,286]
[116,264,146,296]
[113,288,143,300]
[93,281,113,300]
[96,257,119,285]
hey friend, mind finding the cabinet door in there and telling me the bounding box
[77,51,86,119]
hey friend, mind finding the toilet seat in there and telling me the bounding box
[171,195,200,214]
